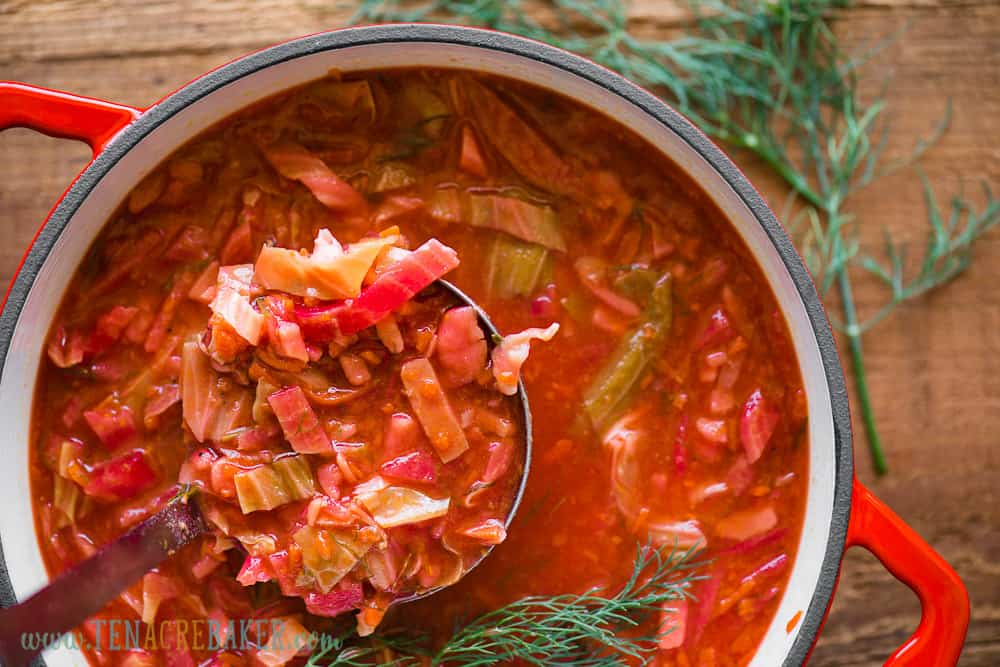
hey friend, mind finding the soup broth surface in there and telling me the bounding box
[30,68,808,666]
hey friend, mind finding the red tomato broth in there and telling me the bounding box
[29,69,808,666]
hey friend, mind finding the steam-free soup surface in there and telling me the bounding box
[31,68,808,666]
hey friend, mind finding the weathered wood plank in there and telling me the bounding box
[1,2,997,665]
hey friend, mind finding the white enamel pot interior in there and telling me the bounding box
[0,25,852,667]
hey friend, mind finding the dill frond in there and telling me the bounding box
[354,0,1000,475]
[307,543,705,666]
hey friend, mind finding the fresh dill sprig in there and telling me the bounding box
[307,543,704,666]
[353,0,1000,475]
[856,177,1000,335]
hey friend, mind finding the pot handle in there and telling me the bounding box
[0,81,140,155]
[846,479,969,666]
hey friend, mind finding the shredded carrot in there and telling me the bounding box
[786,610,804,633]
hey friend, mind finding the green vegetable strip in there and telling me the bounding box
[582,274,672,433]
[234,455,316,514]
[274,455,317,500]
[466,193,566,252]
[486,234,551,299]
[53,476,80,529]
[427,189,566,252]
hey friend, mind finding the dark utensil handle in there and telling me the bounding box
[0,496,206,666]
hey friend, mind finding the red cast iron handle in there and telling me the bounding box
[847,479,970,666]
[0,81,140,155]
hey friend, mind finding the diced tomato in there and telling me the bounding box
[687,573,721,645]
[89,357,129,382]
[482,440,514,485]
[267,551,299,597]
[165,225,211,262]
[86,305,139,356]
[303,579,363,617]
[268,386,331,454]
[84,403,138,450]
[740,389,780,463]
[47,326,87,368]
[316,462,343,498]
[83,451,156,501]
[210,458,240,499]
[659,598,688,650]
[294,238,459,340]
[271,320,309,363]
[144,384,181,425]
[236,424,280,451]
[236,555,275,586]
[383,413,420,459]
[61,396,83,428]
[220,220,253,265]
[381,450,437,484]
[459,125,488,178]
[695,307,735,349]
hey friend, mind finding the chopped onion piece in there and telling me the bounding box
[210,264,264,345]
[647,519,706,550]
[740,388,780,463]
[716,505,778,541]
[491,323,559,395]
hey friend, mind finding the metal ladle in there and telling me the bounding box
[0,280,532,665]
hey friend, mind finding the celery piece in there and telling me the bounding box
[613,265,660,303]
[581,274,673,432]
[53,476,80,529]
[273,455,316,501]
[486,234,552,299]
[234,465,292,514]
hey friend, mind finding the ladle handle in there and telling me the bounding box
[0,495,206,666]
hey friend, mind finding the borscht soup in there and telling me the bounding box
[30,69,808,666]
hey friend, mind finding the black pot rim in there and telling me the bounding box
[0,24,853,666]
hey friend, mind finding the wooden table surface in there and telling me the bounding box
[1,1,997,664]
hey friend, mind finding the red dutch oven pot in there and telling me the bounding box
[0,25,969,667]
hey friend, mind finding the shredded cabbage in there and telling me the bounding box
[254,228,398,300]
[355,484,450,529]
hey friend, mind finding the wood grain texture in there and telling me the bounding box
[1,1,997,664]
